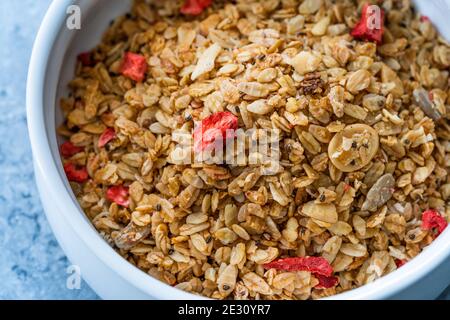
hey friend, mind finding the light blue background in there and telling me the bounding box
[0,0,448,300]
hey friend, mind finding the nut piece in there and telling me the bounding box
[361,174,395,212]
[114,222,151,250]
[191,43,222,80]
[289,51,322,75]
[302,201,338,224]
[413,88,442,121]
[328,124,379,172]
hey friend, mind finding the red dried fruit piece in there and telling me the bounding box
[395,259,407,268]
[264,256,333,277]
[60,141,84,158]
[63,163,89,183]
[181,0,212,16]
[193,111,238,152]
[120,52,148,82]
[77,52,94,67]
[421,209,448,236]
[315,275,339,289]
[98,128,116,148]
[420,15,430,23]
[106,185,130,207]
[351,4,385,44]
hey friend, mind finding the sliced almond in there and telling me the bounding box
[191,43,222,80]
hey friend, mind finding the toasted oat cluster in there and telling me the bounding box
[58,0,450,299]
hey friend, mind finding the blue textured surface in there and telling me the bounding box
[0,0,98,300]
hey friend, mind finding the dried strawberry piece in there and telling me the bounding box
[98,128,116,148]
[77,52,94,67]
[421,209,448,236]
[351,4,385,44]
[395,259,407,268]
[181,0,212,16]
[264,256,333,277]
[193,111,238,152]
[60,141,84,158]
[106,185,130,207]
[315,274,339,289]
[420,15,430,23]
[63,163,89,183]
[120,52,147,82]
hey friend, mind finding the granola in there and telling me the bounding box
[58,0,450,300]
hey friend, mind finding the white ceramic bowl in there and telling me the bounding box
[27,0,450,300]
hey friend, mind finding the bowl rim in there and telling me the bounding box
[26,0,450,300]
